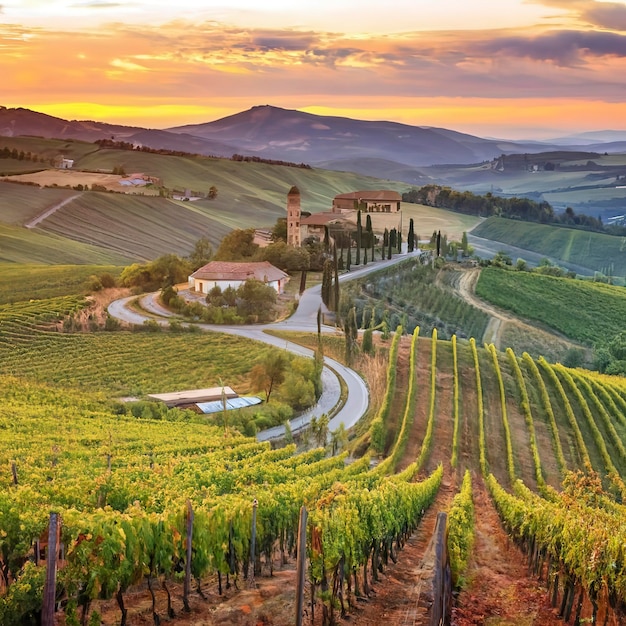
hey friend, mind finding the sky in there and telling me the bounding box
[2,0,626,139]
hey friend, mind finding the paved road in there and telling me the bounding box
[108,251,418,441]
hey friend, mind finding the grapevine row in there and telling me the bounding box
[416,328,437,471]
[521,352,568,478]
[447,469,474,589]
[506,348,545,489]
[369,326,402,455]
[487,343,515,484]
[375,326,419,475]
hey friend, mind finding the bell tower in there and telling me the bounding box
[286,185,301,247]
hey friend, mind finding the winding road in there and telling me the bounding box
[108,252,417,441]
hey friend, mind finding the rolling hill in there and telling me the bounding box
[0,136,479,264]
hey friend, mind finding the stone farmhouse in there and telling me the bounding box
[188,261,289,295]
[286,187,402,246]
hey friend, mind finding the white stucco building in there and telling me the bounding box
[188,261,289,295]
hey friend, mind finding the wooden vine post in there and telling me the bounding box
[295,505,308,626]
[42,512,60,626]
[249,498,258,583]
[183,499,194,612]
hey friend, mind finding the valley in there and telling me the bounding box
[1,111,626,625]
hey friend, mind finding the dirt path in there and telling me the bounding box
[456,269,516,349]
[348,479,456,626]
[25,192,82,228]
[456,268,583,356]
[452,477,562,626]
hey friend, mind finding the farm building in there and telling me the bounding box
[148,386,238,408]
[300,212,354,243]
[188,261,289,295]
[332,190,401,213]
[53,156,74,169]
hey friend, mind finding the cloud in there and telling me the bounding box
[475,29,626,66]
[528,0,626,30]
[71,1,128,7]
[582,2,626,30]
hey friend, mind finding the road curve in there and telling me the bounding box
[108,252,418,441]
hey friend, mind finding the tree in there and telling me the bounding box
[321,259,333,307]
[208,185,218,200]
[121,254,192,291]
[330,423,348,455]
[271,218,287,242]
[213,229,258,261]
[362,327,374,355]
[261,241,310,272]
[314,413,330,447]
[461,231,469,256]
[407,218,415,252]
[249,352,287,403]
[188,236,213,270]
[332,244,340,313]
[436,231,441,257]
[355,210,362,265]
[236,279,277,321]
[344,306,358,365]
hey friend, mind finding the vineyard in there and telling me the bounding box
[476,267,626,345]
[1,292,626,624]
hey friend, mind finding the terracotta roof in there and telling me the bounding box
[300,213,352,226]
[288,185,300,195]
[334,189,401,202]
[191,261,288,282]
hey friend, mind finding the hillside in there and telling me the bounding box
[4,107,626,222]
[472,216,626,276]
[0,106,236,156]
[1,285,626,623]
[0,137,482,264]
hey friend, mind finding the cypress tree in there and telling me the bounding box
[332,244,340,312]
[408,218,415,252]
[321,259,333,306]
[356,210,362,265]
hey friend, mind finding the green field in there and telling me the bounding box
[0,223,133,265]
[0,137,482,265]
[475,267,626,345]
[0,264,122,303]
[472,216,626,276]
[426,152,626,216]
[0,182,77,225]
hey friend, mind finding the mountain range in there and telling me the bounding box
[2,104,626,185]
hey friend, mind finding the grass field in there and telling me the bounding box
[0,264,122,303]
[0,181,77,225]
[0,223,133,265]
[472,216,626,276]
[37,192,234,260]
[398,203,480,241]
[0,136,100,161]
[475,267,626,345]
[426,152,626,218]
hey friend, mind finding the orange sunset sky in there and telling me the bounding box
[2,0,626,139]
